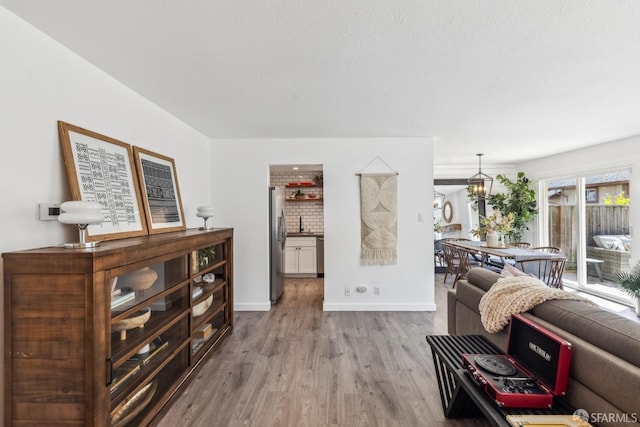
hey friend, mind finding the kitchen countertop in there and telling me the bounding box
[287,233,324,237]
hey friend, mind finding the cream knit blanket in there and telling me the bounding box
[479,276,597,333]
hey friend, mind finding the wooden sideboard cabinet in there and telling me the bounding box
[2,228,233,427]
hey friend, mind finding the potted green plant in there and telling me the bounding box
[471,210,515,247]
[616,261,640,316]
[487,172,538,242]
[198,246,216,267]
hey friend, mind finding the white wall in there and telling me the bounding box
[519,134,640,260]
[0,7,213,254]
[212,138,435,311]
[0,8,213,417]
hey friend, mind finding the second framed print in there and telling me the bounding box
[133,147,186,234]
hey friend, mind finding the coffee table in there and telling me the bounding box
[426,335,577,427]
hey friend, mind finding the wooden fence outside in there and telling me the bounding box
[549,205,629,267]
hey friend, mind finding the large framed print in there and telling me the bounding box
[58,121,148,241]
[133,147,186,234]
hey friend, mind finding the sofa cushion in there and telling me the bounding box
[531,299,640,367]
[465,267,503,292]
[593,235,630,251]
[501,263,528,277]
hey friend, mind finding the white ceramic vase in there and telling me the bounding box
[486,231,499,248]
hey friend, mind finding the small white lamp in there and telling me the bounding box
[196,206,215,230]
[58,201,104,248]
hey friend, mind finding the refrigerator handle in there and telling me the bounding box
[277,213,286,242]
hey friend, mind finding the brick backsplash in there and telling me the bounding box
[271,171,324,234]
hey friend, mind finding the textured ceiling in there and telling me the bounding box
[2,0,640,164]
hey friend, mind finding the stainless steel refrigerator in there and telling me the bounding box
[269,186,287,303]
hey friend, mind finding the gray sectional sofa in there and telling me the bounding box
[447,267,640,427]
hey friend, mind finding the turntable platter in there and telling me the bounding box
[474,354,517,376]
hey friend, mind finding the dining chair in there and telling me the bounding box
[442,242,482,287]
[442,242,461,284]
[435,237,462,267]
[510,242,531,248]
[455,247,482,286]
[516,257,567,288]
[531,246,561,254]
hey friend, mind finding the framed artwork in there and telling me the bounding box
[133,147,186,234]
[58,121,148,241]
[585,188,598,203]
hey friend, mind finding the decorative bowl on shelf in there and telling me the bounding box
[111,380,157,427]
[299,182,312,186]
[117,267,158,291]
[193,295,213,317]
[112,306,151,341]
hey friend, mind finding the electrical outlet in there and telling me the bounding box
[418,212,424,222]
[374,286,380,296]
[344,287,350,296]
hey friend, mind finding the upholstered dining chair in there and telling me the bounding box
[516,257,567,288]
[434,239,447,267]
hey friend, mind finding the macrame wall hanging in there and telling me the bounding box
[356,156,398,265]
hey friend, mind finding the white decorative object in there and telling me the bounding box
[117,267,158,291]
[486,231,499,248]
[112,306,151,340]
[202,273,215,283]
[196,205,215,230]
[193,295,213,317]
[58,201,104,248]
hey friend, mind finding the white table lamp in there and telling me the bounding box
[58,201,104,248]
[196,206,215,230]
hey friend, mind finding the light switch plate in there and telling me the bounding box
[39,202,61,220]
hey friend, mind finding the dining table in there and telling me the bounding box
[444,239,563,269]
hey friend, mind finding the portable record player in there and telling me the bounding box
[462,314,572,408]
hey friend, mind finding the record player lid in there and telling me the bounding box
[507,314,572,396]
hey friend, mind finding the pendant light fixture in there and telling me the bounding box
[467,153,493,200]
[433,190,445,209]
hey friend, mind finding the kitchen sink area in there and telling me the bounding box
[270,165,325,279]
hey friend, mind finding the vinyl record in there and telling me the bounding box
[474,354,517,376]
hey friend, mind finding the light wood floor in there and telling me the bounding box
[156,274,489,427]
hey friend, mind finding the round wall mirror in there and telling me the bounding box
[442,201,453,223]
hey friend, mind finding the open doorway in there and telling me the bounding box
[434,179,484,273]
[269,164,324,306]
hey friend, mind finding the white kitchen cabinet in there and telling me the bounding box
[285,237,317,276]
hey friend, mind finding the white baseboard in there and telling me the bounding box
[322,302,437,311]
[234,302,271,311]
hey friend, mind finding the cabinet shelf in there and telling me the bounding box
[3,228,234,427]
[111,310,189,365]
[285,198,323,202]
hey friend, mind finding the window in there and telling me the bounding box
[545,170,631,305]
